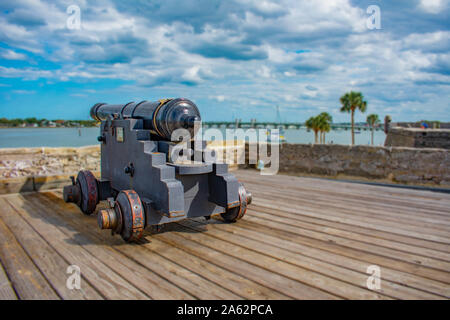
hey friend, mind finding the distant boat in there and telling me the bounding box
[354,131,361,134]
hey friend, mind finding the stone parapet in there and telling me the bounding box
[385,127,450,149]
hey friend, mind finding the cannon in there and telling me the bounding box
[63,98,252,242]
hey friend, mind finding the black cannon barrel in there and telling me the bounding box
[90,98,201,140]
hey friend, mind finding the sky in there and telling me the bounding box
[0,0,449,122]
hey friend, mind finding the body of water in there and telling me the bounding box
[0,127,386,148]
[0,127,101,148]
[283,128,386,145]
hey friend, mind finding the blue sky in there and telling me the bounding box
[0,0,449,122]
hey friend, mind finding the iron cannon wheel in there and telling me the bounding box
[115,190,145,242]
[221,183,251,223]
[76,170,99,215]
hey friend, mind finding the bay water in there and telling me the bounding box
[0,127,386,148]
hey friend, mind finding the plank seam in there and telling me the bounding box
[172,222,349,300]
[189,218,449,299]
[19,195,152,300]
[1,200,62,299]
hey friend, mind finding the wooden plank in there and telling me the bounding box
[293,176,450,204]
[112,238,242,300]
[252,197,450,244]
[216,217,450,297]
[238,169,446,195]
[249,208,450,262]
[33,175,74,192]
[245,180,450,226]
[52,171,450,299]
[238,172,450,214]
[0,212,59,300]
[248,182,450,225]
[141,236,290,299]
[0,168,446,300]
[250,186,450,230]
[0,197,101,300]
[154,229,340,300]
[157,223,379,299]
[0,177,34,195]
[31,192,240,300]
[6,194,149,300]
[237,171,450,207]
[34,192,241,300]
[237,216,450,284]
[183,218,449,298]
[248,203,450,253]
[29,192,193,300]
[243,211,450,272]
[0,259,17,300]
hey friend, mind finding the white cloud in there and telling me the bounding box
[0,49,27,60]
[418,0,449,13]
[256,65,272,78]
[0,0,449,122]
[213,95,226,102]
[182,66,203,84]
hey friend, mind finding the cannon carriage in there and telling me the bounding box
[63,98,251,242]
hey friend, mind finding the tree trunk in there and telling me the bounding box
[351,109,355,145]
[314,130,318,144]
[371,128,374,145]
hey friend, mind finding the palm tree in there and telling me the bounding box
[366,114,380,145]
[305,116,321,144]
[318,112,332,144]
[306,113,333,144]
[340,91,367,145]
[320,122,331,144]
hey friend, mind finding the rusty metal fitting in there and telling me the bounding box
[97,208,119,230]
[246,192,253,205]
[63,184,80,204]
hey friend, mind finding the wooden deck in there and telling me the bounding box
[0,170,449,300]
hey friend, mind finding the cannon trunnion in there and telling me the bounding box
[63,98,251,243]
